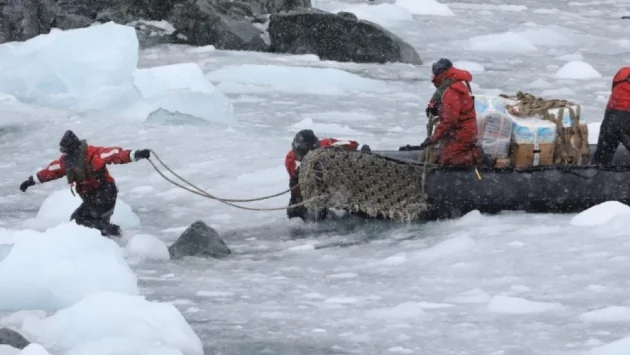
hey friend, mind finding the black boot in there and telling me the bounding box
[100,223,122,237]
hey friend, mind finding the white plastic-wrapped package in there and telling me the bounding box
[481,112,513,159]
[510,115,557,145]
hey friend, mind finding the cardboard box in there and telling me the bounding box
[494,158,511,168]
[510,143,555,168]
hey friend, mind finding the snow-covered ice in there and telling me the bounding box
[453,61,485,73]
[554,61,603,79]
[125,234,170,260]
[466,32,538,53]
[0,223,138,311]
[31,189,140,230]
[205,64,388,95]
[22,292,203,355]
[395,0,454,16]
[128,63,235,124]
[570,201,630,226]
[580,306,630,323]
[487,295,564,314]
[0,22,140,111]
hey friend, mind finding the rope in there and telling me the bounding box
[146,150,324,212]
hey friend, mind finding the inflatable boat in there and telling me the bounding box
[295,144,630,222]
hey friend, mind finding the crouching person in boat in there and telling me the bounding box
[592,66,630,165]
[19,130,151,237]
[285,129,369,220]
[419,58,482,166]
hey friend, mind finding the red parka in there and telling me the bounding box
[429,67,481,165]
[35,145,136,197]
[608,67,630,111]
[285,138,359,177]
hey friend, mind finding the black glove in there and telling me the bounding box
[134,149,151,160]
[426,106,439,118]
[20,176,35,192]
[419,137,433,150]
[360,145,371,153]
[398,145,421,151]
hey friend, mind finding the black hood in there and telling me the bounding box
[59,130,81,154]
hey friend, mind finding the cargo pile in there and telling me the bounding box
[474,92,589,168]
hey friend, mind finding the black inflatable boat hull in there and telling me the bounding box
[373,144,630,220]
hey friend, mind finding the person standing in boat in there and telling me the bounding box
[285,129,369,220]
[419,58,482,165]
[592,66,630,165]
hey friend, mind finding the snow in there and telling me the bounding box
[31,189,140,230]
[205,64,388,95]
[395,0,454,16]
[466,32,538,53]
[129,63,235,125]
[125,234,170,260]
[17,345,51,355]
[580,306,630,323]
[486,295,563,314]
[0,22,140,111]
[554,61,603,79]
[0,223,138,312]
[587,337,630,355]
[333,4,413,24]
[453,61,485,73]
[570,201,630,226]
[22,292,203,355]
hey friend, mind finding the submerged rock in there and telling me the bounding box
[0,328,30,350]
[169,221,231,259]
[268,10,422,65]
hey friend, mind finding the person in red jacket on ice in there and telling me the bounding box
[19,130,151,237]
[420,58,482,166]
[285,129,369,220]
[592,66,630,165]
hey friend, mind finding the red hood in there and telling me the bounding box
[433,67,473,89]
[613,67,630,87]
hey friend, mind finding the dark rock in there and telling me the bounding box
[51,13,94,30]
[622,16,630,19]
[215,0,255,18]
[0,0,55,43]
[268,11,422,65]
[0,328,30,350]
[169,0,267,51]
[337,11,357,20]
[168,221,231,259]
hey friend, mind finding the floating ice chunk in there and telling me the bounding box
[126,234,170,260]
[206,64,388,96]
[554,61,602,79]
[368,302,426,319]
[571,201,630,226]
[18,344,52,355]
[556,52,584,61]
[517,25,576,46]
[587,336,630,355]
[23,292,203,355]
[453,61,485,73]
[445,288,491,304]
[290,118,361,135]
[34,189,140,230]
[129,63,235,125]
[588,122,601,144]
[333,4,412,24]
[487,295,563,314]
[580,306,630,323]
[0,22,140,111]
[396,0,454,16]
[411,235,476,261]
[0,223,138,312]
[145,108,209,126]
[466,32,537,53]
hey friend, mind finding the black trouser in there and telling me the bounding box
[71,183,118,232]
[593,109,630,165]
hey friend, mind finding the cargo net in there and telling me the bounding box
[298,147,428,221]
